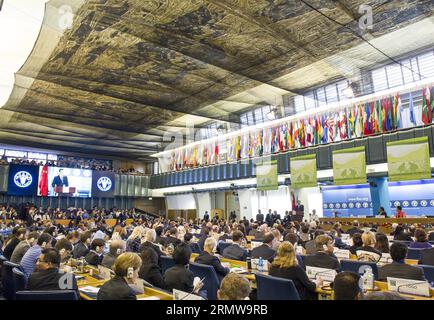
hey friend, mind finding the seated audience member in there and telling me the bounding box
[349,233,363,255]
[218,226,232,242]
[26,248,78,295]
[97,252,142,300]
[298,224,311,244]
[21,233,52,277]
[378,242,425,281]
[102,239,125,269]
[420,248,434,266]
[139,246,167,289]
[72,231,92,259]
[195,237,229,281]
[363,291,406,300]
[250,233,276,262]
[10,231,39,264]
[284,232,304,267]
[429,231,434,242]
[140,229,165,262]
[409,229,432,249]
[270,229,281,250]
[3,227,26,260]
[347,221,363,237]
[126,226,144,253]
[356,231,382,262]
[269,241,321,300]
[328,230,348,250]
[303,235,340,271]
[165,227,182,248]
[54,238,73,263]
[393,226,413,242]
[332,271,362,300]
[197,227,210,252]
[305,230,325,255]
[164,243,202,293]
[222,231,248,261]
[85,238,105,266]
[374,233,390,254]
[248,223,263,240]
[155,226,166,247]
[217,273,251,300]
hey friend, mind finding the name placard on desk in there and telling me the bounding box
[333,248,350,260]
[387,277,431,297]
[306,266,337,282]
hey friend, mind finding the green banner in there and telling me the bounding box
[290,154,317,188]
[256,160,278,191]
[333,146,366,185]
[387,136,431,181]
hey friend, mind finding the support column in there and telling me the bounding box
[369,177,390,216]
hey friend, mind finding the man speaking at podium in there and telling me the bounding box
[52,169,69,195]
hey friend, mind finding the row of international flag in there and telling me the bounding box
[169,86,434,171]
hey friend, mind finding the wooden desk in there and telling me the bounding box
[316,281,434,300]
[76,272,172,300]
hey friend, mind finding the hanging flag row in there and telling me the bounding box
[169,86,434,172]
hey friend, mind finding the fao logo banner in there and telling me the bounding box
[97,176,112,192]
[14,171,33,188]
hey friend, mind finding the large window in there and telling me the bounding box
[371,49,434,92]
[292,79,350,113]
[240,105,276,128]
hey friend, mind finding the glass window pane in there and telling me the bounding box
[315,87,327,107]
[304,91,316,110]
[5,150,26,157]
[47,154,58,160]
[418,52,434,79]
[294,95,305,113]
[372,67,388,91]
[28,152,47,160]
[325,84,338,103]
[401,59,416,84]
[386,64,403,88]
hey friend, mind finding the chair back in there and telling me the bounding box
[420,248,434,266]
[190,243,202,254]
[217,242,232,255]
[255,273,300,300]
[15,290,78,300]
[2,261,22,300]
[12,267,27,292]
[340,260,379,280]
[419,264,434,284]
[189,262,219,300]
[160,256,175,274]
[407,248,423,260]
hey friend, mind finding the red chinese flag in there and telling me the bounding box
[38,165,48,196]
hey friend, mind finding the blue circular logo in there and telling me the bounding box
[14,171,32,188]
[97,176,112,191]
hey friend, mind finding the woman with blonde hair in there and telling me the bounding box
[356,231,382,262]
[269,241,321,300]
[97,252,142,300]
[126,226,144,253]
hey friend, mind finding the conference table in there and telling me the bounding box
[190,253,434,300]
[319,217,434,233]
[2,218,134,228]
[74,267,173,300]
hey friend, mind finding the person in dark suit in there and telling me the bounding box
[197,227,210,252]
[378,242,426,281]
[218,226,232,242]
[72,231,92,259]
[101,239,125,269]
[97,252,142,300]
[347,221,363,237]
[420,248,434,266]
[333,271,363,300]
[269,241,320,300]
[265,209,272,226]
[164,243,203,293]
[139,246,167,289]
[256,210,264,224]
[203,211,210,222]
[27,248,79,295]
[194,237,229,281]
[3,227,26,260]
[248,224,264,240]
[155,226,167,247]
[295,200,304,215]
[393,226,413,242]
[304,230,325,255]
[222,231,248,261]
[303,235,340,270]
[139,229,166,265]
[84,238,105,266]
[250,233,276,262]
[51,168,69,190]
[164,227,182,248]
